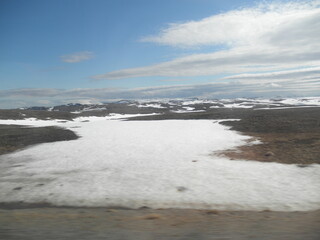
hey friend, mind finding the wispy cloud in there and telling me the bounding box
[1,67,319,108]
[223,67,320,83]
[0,88,62,97]
[159,78,193,82]
[92,1,320,81]
[60,51,94,63]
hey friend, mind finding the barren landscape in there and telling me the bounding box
[2,0,320,239]
[0,98,319,239]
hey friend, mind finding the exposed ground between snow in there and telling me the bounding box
[0,106,319,240]
[0,114,319,211]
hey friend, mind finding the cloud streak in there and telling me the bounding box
[1,66,319,108]
[60,51,94,63]
[223,67,320,83]
[92,1,320,81]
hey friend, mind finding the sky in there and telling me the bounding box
[0,0,319,108]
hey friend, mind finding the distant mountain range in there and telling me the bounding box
[23,97,320,114]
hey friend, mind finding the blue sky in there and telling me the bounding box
[0,0,319,107]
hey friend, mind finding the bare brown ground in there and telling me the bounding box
[220,132,320,165]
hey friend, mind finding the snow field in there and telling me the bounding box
[0,117,319,211]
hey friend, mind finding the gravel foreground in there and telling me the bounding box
[0,106,319,239]
[1,208,319,240]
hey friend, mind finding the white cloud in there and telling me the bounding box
[223,67,320,83]
[92,47,320,79]
[2,1,320,108]
[266,82,282,88]
[142,1,320,48]
[60,51,94,63]
[93,1,320,81]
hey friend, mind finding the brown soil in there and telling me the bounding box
[0,124,79,155]
[0,109,76,120]
[221,132,320,165]
[218,108,320,165]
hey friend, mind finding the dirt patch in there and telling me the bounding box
[219,108,320,164]
[221,132,320,164]
[0,124,79,155]
[0,109,76,120]
[137,213,163,220]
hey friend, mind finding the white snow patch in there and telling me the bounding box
[181,99,213,105]
[0,118,319,211]
[280,97,320,106]
[0,118,68,127]
[136,103,166,108]
[104,113,161,120]
[182,106,195,111]
[0,113,160,127]
[221,104,253,109]
[171,110,206,113]
[167,97,320,109]
[255,106,320,110]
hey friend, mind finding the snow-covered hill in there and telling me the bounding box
[23,97,320,114]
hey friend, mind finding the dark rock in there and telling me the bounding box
[176,186,188,192]
[265,151,274,157]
